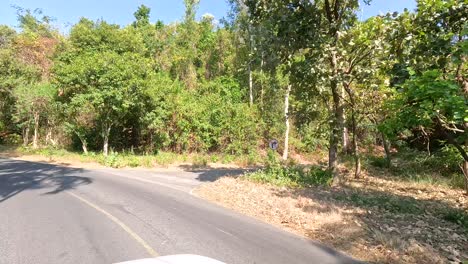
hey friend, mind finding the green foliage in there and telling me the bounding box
[366,148,465,189]
[385,71,466,135]
[368,156,391,168]
[1,134,22,145]
[246,151,332,187]
[246,165,333,188]
[133,5,151,28]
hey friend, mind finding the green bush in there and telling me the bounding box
[246,151,332,187]
[126,156,141,168]
[192,155,208,167]
[2,134,22,145]
[154,152,178,166]
[368,156,390,168]
[100,152,123,168]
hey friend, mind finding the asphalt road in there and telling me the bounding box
[0,158,361,264]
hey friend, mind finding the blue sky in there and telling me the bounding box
[0,0,416,32]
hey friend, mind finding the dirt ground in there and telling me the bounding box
[195,174,468,264]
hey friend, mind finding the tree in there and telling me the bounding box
[13,83,55,148]
[246,0,365,175]
[383,0,468,190]
[55,51,152,155]
[133,5,151,28]
[338,16,390,177]
[386,70,467,191]
[63,95,96,154]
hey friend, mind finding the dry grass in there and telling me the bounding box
[196,175,468,264]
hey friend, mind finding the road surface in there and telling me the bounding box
[0,158,360,264]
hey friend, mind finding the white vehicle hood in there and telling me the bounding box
[115,254,226,264]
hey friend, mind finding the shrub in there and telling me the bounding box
[2,134,22,145]
[126,156,141,167]
[246,151,332,187]
[368,156,390,168]
[193,155,208,167]
[154,152,178,166]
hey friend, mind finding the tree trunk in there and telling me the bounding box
[381,131,391,166]
[462,160,468,194]
[82,140,88,154]
[23,125,30,146]
[282,84,291,161]
[77,134,88,154]
[46,121,52,146]
[342,81,361,178]
[329,51,340,179]
[248,63,253,107]
[260,54,265,110]
[340,87,350,154]
[351,108,361,178]
[343,120,350,153]
[248,24,254,107]
[33,111,39,149]
[103,124,112,156]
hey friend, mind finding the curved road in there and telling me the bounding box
[0,158,360,264]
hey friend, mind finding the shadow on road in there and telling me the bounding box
[0,159,92,203]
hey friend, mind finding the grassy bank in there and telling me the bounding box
[0,145,261,168]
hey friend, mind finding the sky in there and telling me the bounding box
[0,0,416,32]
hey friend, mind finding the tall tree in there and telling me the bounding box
[246,0,364,175]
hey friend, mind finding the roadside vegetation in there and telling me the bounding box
[0,0,467,263]
[0,145,259,168]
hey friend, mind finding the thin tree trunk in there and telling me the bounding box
[329,51,340,179]
[343,121,349,153]
[260,54,265,110]
[248,24,254,107]
[103,124,111,156]
[343,82,361,178]
[23,125,30,146]
[149,132,154,154]
[103,134,109,156]
[381,131,391,166]
[340,87,350,154]
[82,140,88,154]
[461,160,468,194]
[46,121,52,146]
[248,63,253,107]
[282,84,292,161]
[77,134,88,154]
[351,108,361,178]
[465,123,468,193]
[33,111,39,149]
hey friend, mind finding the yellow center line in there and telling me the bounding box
[66,191,159,257]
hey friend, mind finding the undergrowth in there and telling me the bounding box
[365,148,465,190]
[245,151,333,187]
[11,146,261,168]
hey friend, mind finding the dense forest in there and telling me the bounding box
[0,0,466,189]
